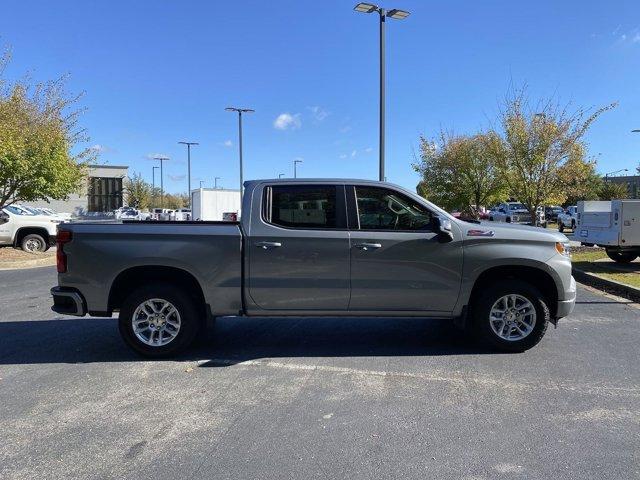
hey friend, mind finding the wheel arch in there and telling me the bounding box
[108,265,208,318]
[468,265,559,319]
[14,227,50,247]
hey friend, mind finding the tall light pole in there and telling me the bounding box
[214,177,221,189]
[152,166,159,207]
[225,107,254,199]
[354,3,410,181]
[278,173,285,179]
[199,180,205,188]
[294,159,303,178]
[153,156,169,208]
[178,141,198,210]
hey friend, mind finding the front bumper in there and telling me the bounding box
[51,286,87,316]
[555,276,576,319]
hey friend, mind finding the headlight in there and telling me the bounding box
[555,241,571,257]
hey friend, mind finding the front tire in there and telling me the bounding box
[21,233,48,253]
[471,280,549,352]
[558,222,564,233]
[605,249,638,264]
[119,283,201,357]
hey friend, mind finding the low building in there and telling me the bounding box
[23,164,129,214]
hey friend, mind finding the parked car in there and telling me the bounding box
[544,206,564,223]
[489,202,533,225]
[0,205,62,252]
[577,200,640,263]
[52,179,575,357]
[172,208,192,221]
[557,206,578,232]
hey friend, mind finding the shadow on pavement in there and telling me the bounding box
[0,316,494,366]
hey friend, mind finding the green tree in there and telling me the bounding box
[125,172,152,209]
[556,151,603,206]
[0,51,93,209]
[413,131,508,217]
[599,181,628,200]
[492,87,616,224]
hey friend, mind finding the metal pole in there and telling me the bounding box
[160,159,164,208]
[152,166,157,206]
[294,161,297,178]
[238,112,243,199]
[379,9,386,182]
[187,144,191,208]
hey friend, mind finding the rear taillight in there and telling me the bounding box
[56,229,72,273]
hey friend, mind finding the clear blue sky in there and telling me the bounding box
[2,0,639,193]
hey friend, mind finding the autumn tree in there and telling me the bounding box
[556,149,603,206]
[0,50,93,209]
[599,181,628,200]
[125,172,152,209]
[413,131,508,217]
[492,88,616,224]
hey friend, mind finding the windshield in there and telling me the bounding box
[5,205,35,215]
[508,203,526,210]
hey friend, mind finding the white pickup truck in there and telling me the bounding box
[0,205,62,252]
[557,206,578,232]
[577,200,640,263]
[489,202,533,224]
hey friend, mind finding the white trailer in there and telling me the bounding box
[191,188,241,221]
[577,200,640,263]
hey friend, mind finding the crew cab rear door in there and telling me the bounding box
[347,185,463,313]
[246,183,350,311]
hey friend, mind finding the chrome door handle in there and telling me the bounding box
[255,241,282,249]
[354,242,382,251]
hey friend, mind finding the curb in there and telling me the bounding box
[572,267,640,303]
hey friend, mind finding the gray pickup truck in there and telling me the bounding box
[51,179,576,357]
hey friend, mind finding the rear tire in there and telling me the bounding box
[471,280,550,352]
[118,283,202,358]
[21,233,48,253]
[605,249,638,264]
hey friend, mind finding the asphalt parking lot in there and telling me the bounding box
[1,267,639,480]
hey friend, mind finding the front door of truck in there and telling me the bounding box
[247,184,350,311]
[348,185,463,313]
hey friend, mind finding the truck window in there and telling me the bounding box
[355,187,433,231]
[267,185,338,229]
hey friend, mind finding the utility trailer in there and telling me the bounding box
[577,200,640,263]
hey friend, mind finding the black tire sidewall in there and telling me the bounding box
[21,234,47,253]
[118,283,201,357]
[606,250,638,264]
[472,280,549,352]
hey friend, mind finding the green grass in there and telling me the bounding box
[571,249,640,289]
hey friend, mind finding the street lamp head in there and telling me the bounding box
[632,129,640,133]
[178,141,199,146]
[387,8,410,19]
[354,2,378,13]
[226,107,255,113]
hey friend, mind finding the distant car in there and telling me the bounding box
[557,206,578,232]
[489,202,533,225]
[544,206,564,223]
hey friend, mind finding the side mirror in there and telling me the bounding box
[432,216,454,243]
[0,211,8,225]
